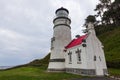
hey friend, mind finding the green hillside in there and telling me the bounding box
[27,53,50,67]
[0,54,84,80]
[0,66,83,80]
[98,26,120,68]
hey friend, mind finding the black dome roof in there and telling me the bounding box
[55,7,69,14]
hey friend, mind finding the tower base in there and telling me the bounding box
[48,59,65,72]
[48,68,65,72]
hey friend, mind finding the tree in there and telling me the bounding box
[102,0,120,26]
[95,0,112,25]
[85,15,96,23]
[95,0,120,26]
[94,3,103,19]
[112,0,120,26]
[100,0,111,8]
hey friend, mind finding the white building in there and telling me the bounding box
[48,7,108,76]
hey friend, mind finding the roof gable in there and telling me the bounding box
[65,35,87,49]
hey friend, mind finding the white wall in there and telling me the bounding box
[65,23,107,76]
[48,16,71,70]
[65,45,87,69]
[48,62,65,69]
[50,25,71,59]
[85,23,107,75]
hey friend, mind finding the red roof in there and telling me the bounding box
[65,35,87,49]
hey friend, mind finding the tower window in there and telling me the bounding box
[76,49,81,63]
[68,51,72,64]
[51,37,55,50]
[51,37,55,42]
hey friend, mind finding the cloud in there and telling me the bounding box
[0,0,98,66]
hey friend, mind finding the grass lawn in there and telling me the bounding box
[0,66,83,80]
[0,66,120,80]
[108,68,120,76]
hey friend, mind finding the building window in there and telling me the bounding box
[76,49,81,63]
[82,44,87,47]
[99,56,101,61]
[68,51,72,64]
[94,56,96,61]
[82,39,86,43]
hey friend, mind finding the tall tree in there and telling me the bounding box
[102,0,120,25]
[85,15,96,23]
[94,3,103,19]
[95,0,112,25]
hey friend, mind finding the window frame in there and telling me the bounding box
[68,51,72,64]
[76,49,82,64]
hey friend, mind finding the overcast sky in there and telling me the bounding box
[0,0,99,66]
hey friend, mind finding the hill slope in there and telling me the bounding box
[0,66,83,80]
[98,26,120,68]
[27,53,50,67]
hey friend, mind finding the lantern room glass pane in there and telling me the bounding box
[56,10,68,17]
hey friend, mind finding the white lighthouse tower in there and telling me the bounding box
[48,7,71,71]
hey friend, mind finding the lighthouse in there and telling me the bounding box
[48,7,107,76]
[48,7,71,72]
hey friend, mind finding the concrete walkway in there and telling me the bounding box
[71,77,116,80]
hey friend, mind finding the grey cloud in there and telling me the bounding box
[0,0,98,66]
